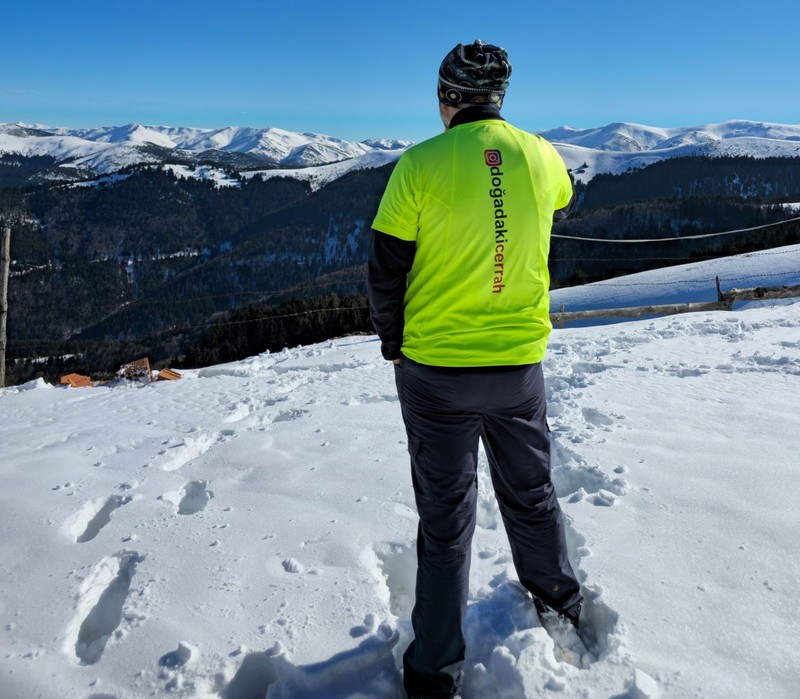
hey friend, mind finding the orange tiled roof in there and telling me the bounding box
[60,373,92,388]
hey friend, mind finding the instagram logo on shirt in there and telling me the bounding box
[484,150,502,167]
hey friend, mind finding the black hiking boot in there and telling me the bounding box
[561,603,581,629]
[532,596,581,629]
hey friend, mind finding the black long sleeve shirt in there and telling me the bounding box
[367,229,415,360]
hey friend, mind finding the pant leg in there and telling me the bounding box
[394,360,481,698]
[480,362,582,614]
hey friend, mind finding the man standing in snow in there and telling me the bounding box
[368,40,581,699]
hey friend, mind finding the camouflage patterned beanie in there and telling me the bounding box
[437,40,512,108]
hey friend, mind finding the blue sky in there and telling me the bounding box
[2,0,798,142]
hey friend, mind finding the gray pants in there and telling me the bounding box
[394,358,581,698]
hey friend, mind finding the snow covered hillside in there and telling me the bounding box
[539,120,800,183]
[242,149,409,192]
[1,248,799,699]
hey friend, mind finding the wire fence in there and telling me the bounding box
[5,219,800,354]
[551,214,800,242]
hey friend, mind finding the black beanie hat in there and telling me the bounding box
[438,39,512,108]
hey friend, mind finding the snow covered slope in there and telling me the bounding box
[1,247,798,698]
[242,148,408,191]
[539,120,800,182]
[550,243,800,312]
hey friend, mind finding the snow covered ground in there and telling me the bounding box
[1,247,799,699]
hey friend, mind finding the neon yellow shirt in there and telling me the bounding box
[372,118,572,366]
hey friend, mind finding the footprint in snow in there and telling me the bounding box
[68,550,145,665]
[159,641,198,668]
[271,409,309,424]
[581,406,616,428]
[550,439,627,506]
[223,624,400,699]
[64,495,133,544]
[159,480,213,515]
[316,360,371,373]
[155,432,223,472]
[222,396,288,424]
[177,481,213,515]
[350,613,378,638]
[282,558,304,574]
[571,361,613,375]
[374,542,416,618]
[341,393,400,406]
[663,364,708,378]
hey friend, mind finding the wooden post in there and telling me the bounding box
[0,226,10,388]
[715,275,733,310]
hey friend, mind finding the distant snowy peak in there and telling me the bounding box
[0,123,54,139]
[60,123,178,149]
[361,137,414,151]
[541,123,669,152]
[539,119,800,153]
[538,120,800,183]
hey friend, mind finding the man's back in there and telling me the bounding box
[372,109,572,366]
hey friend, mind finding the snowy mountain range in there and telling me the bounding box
[0,122,412,181]
[539,120,800,182]
[1,119,799,188]
[248,119,800,191]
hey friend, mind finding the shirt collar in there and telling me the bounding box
[448,104,505,129]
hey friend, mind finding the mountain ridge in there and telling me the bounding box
[538,119,800,151]
[1,119,799,189]
[0,121,413,180]
[538,119,800,182]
